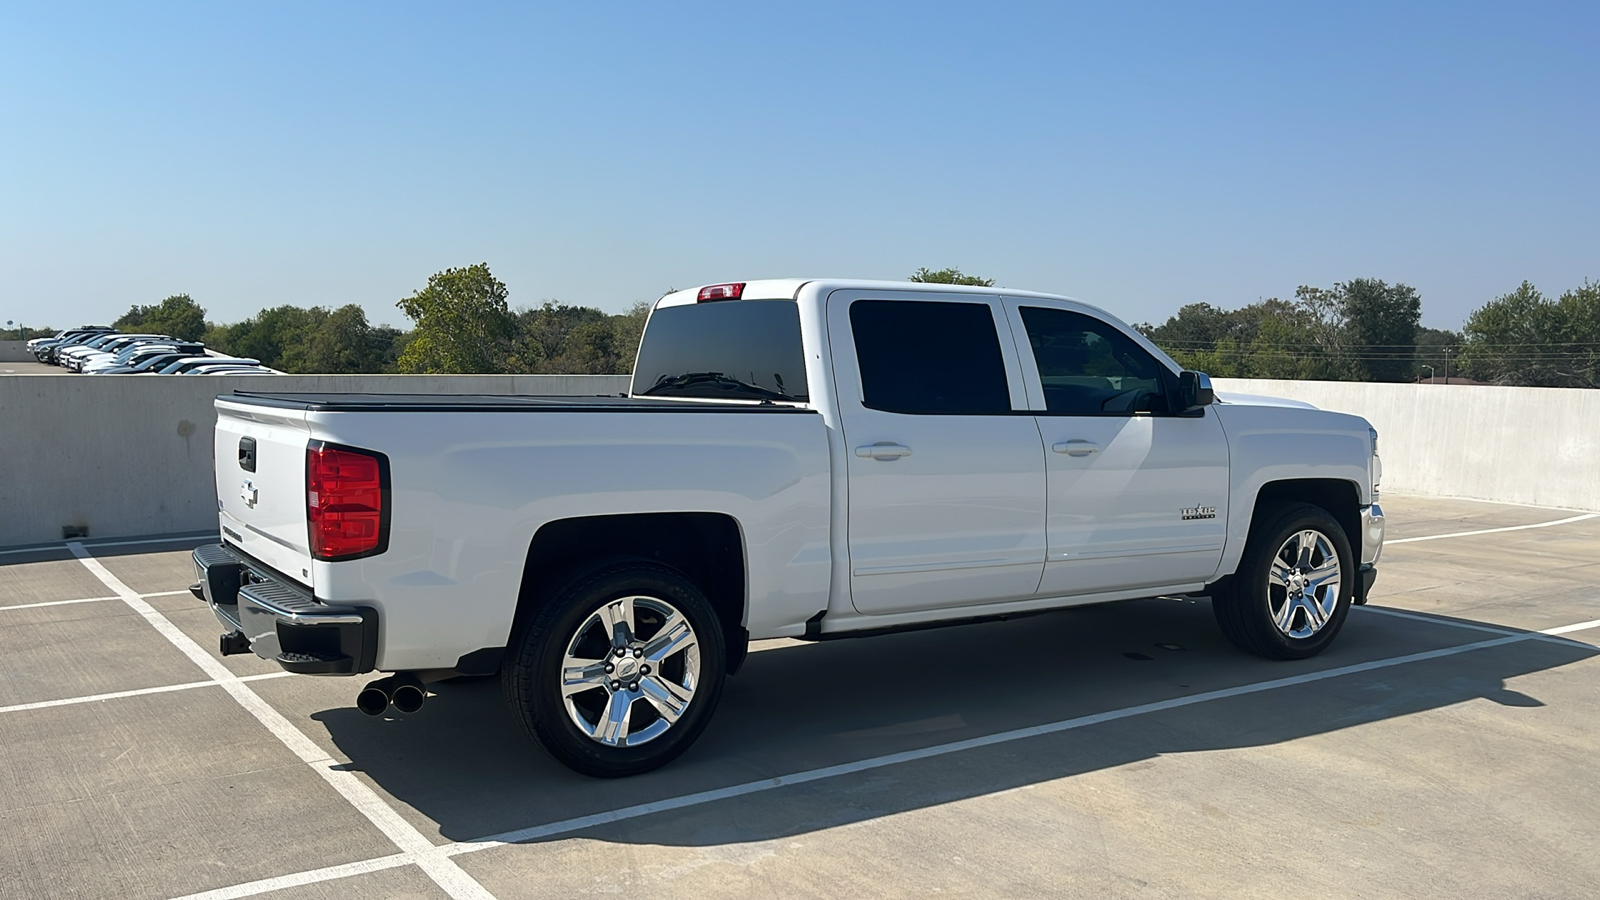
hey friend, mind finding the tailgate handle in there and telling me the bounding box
[239,437,257,472]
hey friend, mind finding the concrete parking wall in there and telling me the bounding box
[0,374,629,548]
[3,373,1595,549]
[0,341,32,362]
[1215,378,1600,512]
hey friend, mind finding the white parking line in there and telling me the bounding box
[68,543,499,900]
[166,614,1600,900]
[1542,618,1600,637]
[167,854,415,900]
[0,595,116,611]
[1357,606,1525,637]
[0,588,192,612]
[0,672,294,716]
[1387,513,1599,544]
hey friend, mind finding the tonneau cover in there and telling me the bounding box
[223,392,816,413]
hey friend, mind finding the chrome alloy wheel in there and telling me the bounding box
[1268,529,1343,639]
[559,595,701,747]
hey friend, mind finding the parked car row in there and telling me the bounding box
[25,328,278,375]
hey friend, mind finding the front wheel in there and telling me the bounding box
[1212,502,1354,660]
[503,561,726,777]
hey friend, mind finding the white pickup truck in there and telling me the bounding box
[193,278,1385,776]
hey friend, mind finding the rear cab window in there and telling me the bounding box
[631,300,808,402]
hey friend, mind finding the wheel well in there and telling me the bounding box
[1250,479,1361,555]
[512,512,748,673]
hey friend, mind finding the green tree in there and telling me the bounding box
[396,263,516,374]
[213,304,322,370]
[115,294,208,341]
[610,300,652,374]
[1459,280,1600,387]
[504,299,652,375]
[909,267,995,286]
[1139,297,1339,378]
[278,305,390,374]
[1341,278,1421,382]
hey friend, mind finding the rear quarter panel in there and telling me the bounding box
[307,408,832,670]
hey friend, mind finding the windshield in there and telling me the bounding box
[631,300,808,402]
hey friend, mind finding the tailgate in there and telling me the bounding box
[214,397,315,587]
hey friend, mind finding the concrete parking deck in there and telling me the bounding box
[1,495,1597,899]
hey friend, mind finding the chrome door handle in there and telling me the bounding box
[855,442,912,460]
[1052,440,1100,457]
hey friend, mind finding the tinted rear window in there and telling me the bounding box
[849,300,1011,415]
[632,300,808,402]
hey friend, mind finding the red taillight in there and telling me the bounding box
[307,443,389,560]
[697,282,745,302]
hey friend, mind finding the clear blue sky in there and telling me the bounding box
[3,2,1595,331]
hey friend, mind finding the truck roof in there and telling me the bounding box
[655,278,1094,310]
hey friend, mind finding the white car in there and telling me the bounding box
[155,356,261,375]
[64,334,172,371]
[57,333,146,370]
[193,278,1385,776]
[82,342,199,374]
[191,365,277,375]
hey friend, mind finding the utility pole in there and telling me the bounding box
[1422,364,1434,384]
[1443,346,1452,383]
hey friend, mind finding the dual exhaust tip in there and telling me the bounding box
[357,673,427,716]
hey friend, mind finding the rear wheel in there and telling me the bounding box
[503,561,726,777]
[1213,502,1354,660]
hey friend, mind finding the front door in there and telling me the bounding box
[829,291,1047,615]
[1004,300,1230,597]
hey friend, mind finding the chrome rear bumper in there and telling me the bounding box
[192,543,378,675]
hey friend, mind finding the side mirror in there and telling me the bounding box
[1179,370,1214,410]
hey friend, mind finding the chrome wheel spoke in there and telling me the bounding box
[598,596,637,647]
[1306,559,1341,590]
[639,675,693,724]
[561,655,610,697]
[643,617,696,664]
[1273,597,1298,631]
[593,690,633,746]
[1294,530,1320,567]
[1302,595,1328,630]
[1269,560,1294,587]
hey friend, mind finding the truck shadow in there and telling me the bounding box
[310,598,1597,846]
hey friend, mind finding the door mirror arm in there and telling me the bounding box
[1178,371,1215,411]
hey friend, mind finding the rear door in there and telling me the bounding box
[1004,300,1229,596]
[214,398,316,586]
[829,291,1047,615]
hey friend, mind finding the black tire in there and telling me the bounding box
[502,560,726,777]
[1212,502,1355,660]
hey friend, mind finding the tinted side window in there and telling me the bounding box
[850,300,1011,415]
[1019,307,1171,415]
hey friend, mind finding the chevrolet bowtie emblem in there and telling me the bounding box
[241,480,258,508]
